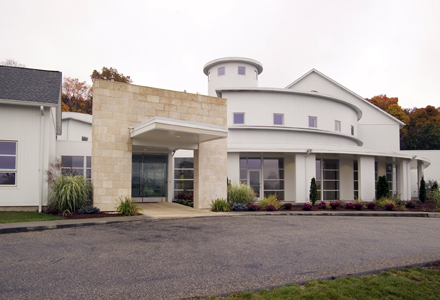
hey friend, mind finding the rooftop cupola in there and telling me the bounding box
[203,57,263,97]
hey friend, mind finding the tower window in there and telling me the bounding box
[238,66,246,75]
[351,125,355,135]
[218,67,225,76]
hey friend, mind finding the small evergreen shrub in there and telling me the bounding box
[354,203,363,210]
[248,204,262,211]
[232,203,248,211]
[302,203,312,211]
[318,201,327,209]
[258,194,281,210]
[210,198,231,212]
[345,203,354,209]
[309,177,318,205]
[266,205,277,211]
[78,206,100,214]
[376,175,389,199]
[115,197,142,216]
[282,203,293,210]
[384,203,395,211]
[367,202,376,209]
[227,183,256,205]
[419,177,427,203]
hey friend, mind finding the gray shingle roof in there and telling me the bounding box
[0,66,62,105]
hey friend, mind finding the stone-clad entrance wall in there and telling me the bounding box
[92,79,227,211]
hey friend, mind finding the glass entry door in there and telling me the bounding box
[132,154,167,202]
[248,170,261,198]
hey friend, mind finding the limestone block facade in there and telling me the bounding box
[92,79,227,211]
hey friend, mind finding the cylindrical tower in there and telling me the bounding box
[203,57,263,97]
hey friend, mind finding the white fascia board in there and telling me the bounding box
[129,117,228,137]
[217,87,363,120]
[62,112,93,124]
[284,69,406,127]
[0,98,58,107]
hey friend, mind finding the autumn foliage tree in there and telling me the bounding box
[91,67,133,83]
[367,95,440,150]
[62,77,93,115]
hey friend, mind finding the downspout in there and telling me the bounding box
[39,106,45,213]
[305,149,312,202]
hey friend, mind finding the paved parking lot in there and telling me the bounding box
[1,215,440,299]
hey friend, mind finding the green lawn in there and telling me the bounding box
[0,211,64,223]
[206,267,440,300]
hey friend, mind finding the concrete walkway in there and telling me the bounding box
[137,202,225,218]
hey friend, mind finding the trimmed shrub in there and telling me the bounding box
[302,203,312,211]
[309,177,318,205]
[248,204,262,211]
[282,203,293,210]
[258,194,281,210]
[227,183,256,205]
[210,198,231,212]
[266,205,277,211]
[345,203,354,209]
[405,200,417,208]
[419,177,427,203]
[367,202,376,209]
[376,197,397,208]
[354,203,363,210]
[48,175,92,213]
[329,202,340,210]
[78,206,100,214]
[384,203,395,211]
[376,175,389,199]
[232,203,248,211]
[319,201,327,209]
[115,197,142,216]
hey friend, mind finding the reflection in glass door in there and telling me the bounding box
[132,154,167,202]
[248,170,261,198]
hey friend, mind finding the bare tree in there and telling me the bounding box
[0,58,25,67]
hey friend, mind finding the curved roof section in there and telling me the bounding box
[229,125,363,146]
[217,87,363,120]
[203,57,263,75]
[285,68,406,127]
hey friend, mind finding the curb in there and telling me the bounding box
[225,211,440,218]
[0,215,157,235]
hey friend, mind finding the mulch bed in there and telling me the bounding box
[50,212,127,219]
[279,200,438,212]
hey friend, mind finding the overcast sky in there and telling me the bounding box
[1,0,439,108]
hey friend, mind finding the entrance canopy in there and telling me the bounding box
[129,117,228,150]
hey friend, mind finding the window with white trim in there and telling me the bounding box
[316,158,339,200]
[0,141,17,185]
[354,160,358,199]
[218,67,225,76]
[335,120,341,132]
[309,116,317,128]
[233,113,245,125]
[61,156,91,180]
[351,125,354,135]
[82,136,88,141]
[238,66,246,75]
[274,114,283,125]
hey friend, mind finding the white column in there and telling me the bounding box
[294,153,316,203]
[339,156,354,200]
[398,159,411,201]
[227,152,240,184]
[167,152,174,202]
[359,156,375,201]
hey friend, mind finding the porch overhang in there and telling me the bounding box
[129,117,228,151]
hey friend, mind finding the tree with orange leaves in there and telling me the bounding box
[62,77,93,115]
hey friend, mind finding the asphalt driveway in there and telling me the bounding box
[1,215,440,299]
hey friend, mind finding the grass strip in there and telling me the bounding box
[0,211,64,223]
[205,267,440,300]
